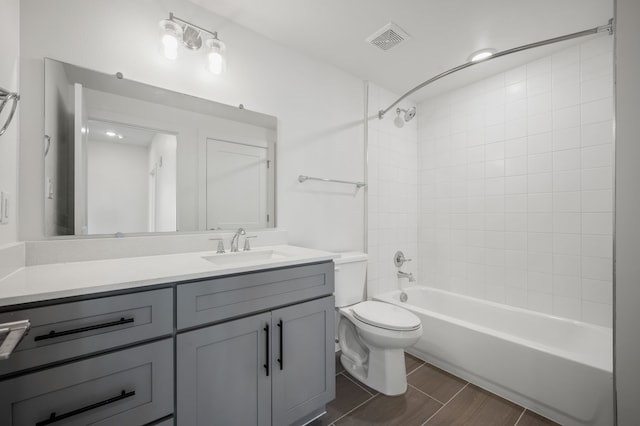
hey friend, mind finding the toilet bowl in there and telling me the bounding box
[338,301,422,395]
[334,252,423,396]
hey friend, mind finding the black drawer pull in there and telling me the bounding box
[277,319,283,370]
[35,389,135,425]
[34,317,134,341]
[264,324,270,377]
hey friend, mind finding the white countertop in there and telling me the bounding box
[0,245,337,307]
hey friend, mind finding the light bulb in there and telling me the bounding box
[162,34,179,60]
[208,51,223,74]
[469,48,497,63]
[105,131,123,139]
[205,38,226,75]
[159,19,183,60]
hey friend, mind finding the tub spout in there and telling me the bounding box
[397,270,415,282]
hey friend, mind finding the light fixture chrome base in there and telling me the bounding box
[168,12,220,48]
[182,25,203,50]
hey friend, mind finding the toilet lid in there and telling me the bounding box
[352,301,421,331]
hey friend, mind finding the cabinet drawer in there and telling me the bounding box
[177,262,334,330]
[0,288,173,376]
[0,339,173,425]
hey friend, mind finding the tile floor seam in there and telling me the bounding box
[338,371,377,396]
[513,408,527,426]
[421,382,470,425]
[407,383,447,406]
[406,362,426,376]
[330,394,378,425]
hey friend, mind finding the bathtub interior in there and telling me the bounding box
[376,285,612,371]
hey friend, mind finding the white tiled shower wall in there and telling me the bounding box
[417,36,614,327]
[367,83,418,298]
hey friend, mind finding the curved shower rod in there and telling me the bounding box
[378,19,614,120]
[0,87,20,137]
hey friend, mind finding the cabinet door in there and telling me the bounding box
[271,296,335,426]
[177,313,272,426]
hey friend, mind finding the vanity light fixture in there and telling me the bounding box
[468,48,497,62]
[159,13,226,75]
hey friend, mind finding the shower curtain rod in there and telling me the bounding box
[378,19,614,119]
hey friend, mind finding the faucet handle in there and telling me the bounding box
[209,238,226,254]
[394,250,412,267]
[244,235,257,251]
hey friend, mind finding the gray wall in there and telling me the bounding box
[614,0,640,423]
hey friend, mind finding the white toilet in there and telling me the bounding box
[334,252,423,396]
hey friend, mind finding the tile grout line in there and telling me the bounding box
[407,383,447,406]
[339,371,378,397]
[330,394,378,425]
[421,382,470,425]
[441,381,470,405]
[406,361,426,376]
[513,408,527,426]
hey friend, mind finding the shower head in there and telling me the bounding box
[394,107,416,128]
[405,106,416,121]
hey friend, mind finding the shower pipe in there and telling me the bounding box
[378,19,614,120]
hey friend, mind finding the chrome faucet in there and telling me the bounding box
[397,270,415,282]
[230,228,246,252]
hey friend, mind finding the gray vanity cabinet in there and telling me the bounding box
[0,260,335,426]
[176,296,335,426]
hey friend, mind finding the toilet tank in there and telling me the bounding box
[334,252,368,308]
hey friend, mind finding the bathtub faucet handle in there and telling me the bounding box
[394,250,412,267]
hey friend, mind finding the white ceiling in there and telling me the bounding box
[88,119,158,147]
[190,0,613,102]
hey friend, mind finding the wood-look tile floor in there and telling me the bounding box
[309,352,561,426]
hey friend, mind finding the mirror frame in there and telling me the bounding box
[43,58,277,238]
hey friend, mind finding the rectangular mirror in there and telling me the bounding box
[44,58,276,236]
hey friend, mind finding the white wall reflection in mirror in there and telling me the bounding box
[83,120,177,235]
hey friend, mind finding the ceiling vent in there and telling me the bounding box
[366,23,410,51]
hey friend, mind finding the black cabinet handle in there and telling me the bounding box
[277,319,283,370]
[34,317,134,341]
[264,324,270,377]
[35,389,135,425]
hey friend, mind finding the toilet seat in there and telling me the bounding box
[351,301,421,332]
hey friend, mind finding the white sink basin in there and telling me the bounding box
[202,249,288,265]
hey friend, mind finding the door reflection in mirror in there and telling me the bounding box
[206,139,268,230]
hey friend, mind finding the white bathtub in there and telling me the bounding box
[374,286,613,426]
